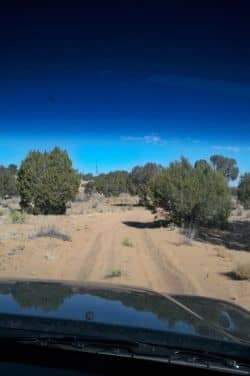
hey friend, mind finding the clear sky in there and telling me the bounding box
[0,1,250,174]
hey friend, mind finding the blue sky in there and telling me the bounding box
[0,2,249,175]
[0,130,249,176]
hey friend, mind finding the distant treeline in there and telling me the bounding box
[1,149,250,224]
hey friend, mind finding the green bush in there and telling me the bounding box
[149,157,231,226]
[238,173,250,209]
[10,210,26,224]
[0,165,18,197]
[130,163,163,204]
[87,171,132,197]
[17,147,80,214]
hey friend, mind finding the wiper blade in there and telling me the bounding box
[1,334,249,374]
[0,334,142,353]
[166,349,249,375]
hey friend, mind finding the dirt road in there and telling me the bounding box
[0,207,250,309]
[64,209,197,294]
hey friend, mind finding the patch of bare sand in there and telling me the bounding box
[0,207,249,310]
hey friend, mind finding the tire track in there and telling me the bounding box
[142,229,197,293]
[77,232,103,280]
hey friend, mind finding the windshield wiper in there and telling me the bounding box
[0,334,249,374]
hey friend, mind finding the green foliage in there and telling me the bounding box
[17,147,80,214]
[88,171,132,197]
[84,181,96,195]
[79,172,94,181]
[149,157,231,226]
[210,154,239,181]
[122,238,133,247]
[0,165,18,197]
[238,173,250,209]
[10,210,26,224]
[130,163,163,204]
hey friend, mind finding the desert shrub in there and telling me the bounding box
[122,238,133,247]
[84,181,96,195]
[10,210,26,224]
[17,147,80,214]
[105,269,122,278]
[232,262,250,280]
[149,157,231,226]
[0,165,18,197]
[238,173,250,209]
[89,171,132,197]
[129,163,163,205]
[30,226,71,241]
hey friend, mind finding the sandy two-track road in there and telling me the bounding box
[0,207,250,310]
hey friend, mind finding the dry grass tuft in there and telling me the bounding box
[30,226,71,241]
[105,269,122,278]
[122,238,133,247]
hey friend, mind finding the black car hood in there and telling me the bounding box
[0,279,249,345]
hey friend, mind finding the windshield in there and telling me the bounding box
[0,1,249,353]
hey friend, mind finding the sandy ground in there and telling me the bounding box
[0,206,250,310]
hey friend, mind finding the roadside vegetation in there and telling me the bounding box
[9,210,26,224]
[122,238,133,247]
[30,226,71,241]
[105,269,122,279]
[17,147,80,215]
[232,263,250,280]
[238,173,250,209]
[0,164,18,197]
[1,147,250,238]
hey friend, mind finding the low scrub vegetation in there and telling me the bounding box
[30,226,71,241]
[9,210,26,224]
[232,262,250,280]
[122,238,133,247]
[105,269,122,278]
[180,225,196,245]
